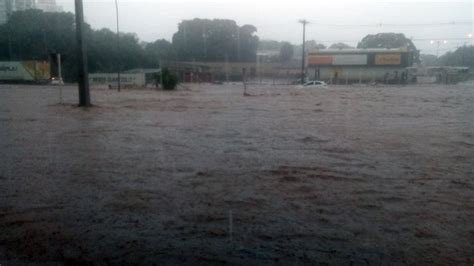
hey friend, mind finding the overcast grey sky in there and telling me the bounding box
[57,0,473,55]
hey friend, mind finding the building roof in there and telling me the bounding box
[124,68,161,74]
[309,48,411,54]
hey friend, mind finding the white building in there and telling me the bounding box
[307,48,416,84]
[0,0,62,24]
[36,0,62,12]
[0,0,37,24]
[0,0,7,24]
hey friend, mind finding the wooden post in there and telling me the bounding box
[75,0,91,106]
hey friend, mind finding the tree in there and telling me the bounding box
[87,29,146,74]
[357,33,415,49]
[0,11,264,82]
[144,39,175,66]
[279,42,294,62]
[160,68,178,90]
[304,40,326,50]
[172,18,258,62]
[239,24,259,61]
[293,40,325,59]
[439,45,474,67]
[329,42,353,49]
[259,40,282,50]
[0,9,80,81]
[0,9,148,82]
[357,33,420,63]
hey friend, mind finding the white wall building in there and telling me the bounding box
[0,0,62,24]
[0,0,7,24]
[307,48,416,84]
[0,0,37,24]
[36,0,62,12]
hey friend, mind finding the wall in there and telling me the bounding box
[89,73,146,87]
[164,61,300,82]
[0,61,50,81]
[308,66,408,83]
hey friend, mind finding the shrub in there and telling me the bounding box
[161,68,178,90]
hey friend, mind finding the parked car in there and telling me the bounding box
[50,77,64,85]
[297,80,328,89]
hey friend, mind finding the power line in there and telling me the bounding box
[304,38,473,44]
[310,21,473,28]
[259,20,471,29]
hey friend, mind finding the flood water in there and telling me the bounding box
[0,83,473,264]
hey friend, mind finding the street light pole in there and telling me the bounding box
[8,26,12,60]
[468,33,473,68]
[430,40,447,60]
[462,42,466,66]
[115,0,121,92]
[75,0,91,106]
[436,41,440,58]
[299,19,309,84]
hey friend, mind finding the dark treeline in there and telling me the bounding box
[421,46,474,67]
[0,10,260,81]
[2,10,467,82]
[0,10,153,81]
[172,18,259,62]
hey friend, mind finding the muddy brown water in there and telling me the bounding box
[0,84,473,265]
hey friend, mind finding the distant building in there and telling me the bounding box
[161,61,300,83]
[409,66,470,84]
[307,48,416,84]
[0,0,62,24]
[14,0,34,10]
[0,0,35,24]
[36,0,62,12]
[0,0,7,24]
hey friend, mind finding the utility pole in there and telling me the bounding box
[468,33,473,68]
[299,19,309,84]
[436,41,440,58]
[57,53,63,84]
[8,27,12,60]
[462,42,466,66]
[225,53,229,83]
[58,54,63,103]
[430,40,447,60]
[42,30,48,55]
[115,0,121,92]
[75,0,91,106]
[6,12,12,60]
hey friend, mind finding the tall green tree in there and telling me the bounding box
[329,42,353,49]
[304,40,326,50]
[357,33,420,62]
[357,33,416,49]
[0,9,80,81]
[439,45,474,67]
[293,40,326,59]
[144,39,175,66]
[172,18,258,62]
[0,9,148,81]
[0,11,264,81]
[279,42,294,62]
[259,40,282,50]
[87,29,147,73]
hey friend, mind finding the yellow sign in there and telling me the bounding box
[23,61,51,80]
[375,54,401,65]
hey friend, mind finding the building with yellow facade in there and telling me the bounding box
[307,48,416,84]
